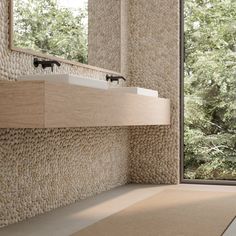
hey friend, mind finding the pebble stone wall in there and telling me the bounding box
[127,0,180,184]
[0,0,129,228]
[88,0,121,72]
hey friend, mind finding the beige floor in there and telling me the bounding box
[1,184,236,236]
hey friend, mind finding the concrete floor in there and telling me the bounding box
[1,184,236,236]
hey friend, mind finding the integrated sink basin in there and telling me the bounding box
[18,74,108,90]
[109,87,158,97]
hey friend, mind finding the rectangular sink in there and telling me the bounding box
[109,87,158,97]
[18,74,108,90]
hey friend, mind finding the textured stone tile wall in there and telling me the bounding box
[127,0,180,184]
[0,0,129,228]
[88,0,121,72]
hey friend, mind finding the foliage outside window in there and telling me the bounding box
[14,0,88,64]
[184,0,236,180]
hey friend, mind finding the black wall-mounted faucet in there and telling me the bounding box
[33,58,61,72]
[106,74,126,83]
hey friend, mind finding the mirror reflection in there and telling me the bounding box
[11,0,121,72]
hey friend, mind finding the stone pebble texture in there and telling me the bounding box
[88,0,121,72]
[0,0,180,228]
[127,0,180,184]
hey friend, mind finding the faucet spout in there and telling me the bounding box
[106,74,126,83]
[33,58,61,72]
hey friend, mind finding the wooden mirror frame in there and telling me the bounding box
[9,0,121,74]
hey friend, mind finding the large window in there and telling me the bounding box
[183,0,236,182]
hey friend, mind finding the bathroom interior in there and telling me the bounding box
[0,0,235,235]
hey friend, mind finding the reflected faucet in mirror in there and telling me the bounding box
[33,58,61,72]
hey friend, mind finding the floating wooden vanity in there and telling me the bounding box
[0,80,170,128]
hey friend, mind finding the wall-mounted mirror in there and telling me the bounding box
[10,0,121,72]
